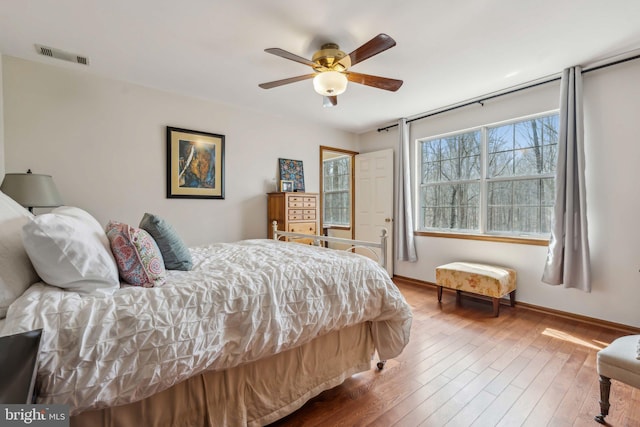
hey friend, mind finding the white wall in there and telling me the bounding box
[357,61,640,328]
[2,56,357,245]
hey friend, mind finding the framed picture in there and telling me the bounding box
[167,127,225,199]
[280,180,294,192]
[278,158,305,192]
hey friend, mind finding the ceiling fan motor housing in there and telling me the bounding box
[312,43,350,71]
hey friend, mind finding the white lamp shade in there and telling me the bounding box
[313,71,348,96]
[1,172,63,209]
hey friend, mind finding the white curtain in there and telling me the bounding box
[395,118,417,262]
[542,66,591,291]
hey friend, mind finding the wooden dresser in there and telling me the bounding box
[267,192,318,244]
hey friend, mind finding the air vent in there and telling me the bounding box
[35,44,90,66]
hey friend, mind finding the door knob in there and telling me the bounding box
[385,218,392,223]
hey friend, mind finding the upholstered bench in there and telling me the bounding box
[435,262,516,317]
[595,335,640,424]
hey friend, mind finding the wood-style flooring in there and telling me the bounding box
[269,279,640,427]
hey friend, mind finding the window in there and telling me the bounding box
[417,112,558,237]
[322,155,351,226]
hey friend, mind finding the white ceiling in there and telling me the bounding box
[1,0,640,134]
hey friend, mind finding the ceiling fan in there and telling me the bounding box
[258,33,403,107]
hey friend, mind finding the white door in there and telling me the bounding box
[355,149,394,275]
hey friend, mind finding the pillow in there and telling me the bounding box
[22,212,120,293]
[0,191,40,318]
[52,206,115,262]
[139,213,192,270]
[106,221,166,287]
[637,338,640,360]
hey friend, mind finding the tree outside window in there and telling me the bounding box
[323,156,351,227]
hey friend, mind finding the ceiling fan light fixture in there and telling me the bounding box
[313,71,348,96]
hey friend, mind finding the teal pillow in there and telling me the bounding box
[139,213,193,271]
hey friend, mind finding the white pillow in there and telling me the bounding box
[0,191,40,318]
[22,210,120,293]
[52,206,116,265]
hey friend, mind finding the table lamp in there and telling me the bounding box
[1,169,63,213]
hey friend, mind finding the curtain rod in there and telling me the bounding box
[377,52,640,132]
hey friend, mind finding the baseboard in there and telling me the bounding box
[392,275,640,335]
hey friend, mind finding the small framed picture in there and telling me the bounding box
[278,158,305,192]
[280,180,294,192]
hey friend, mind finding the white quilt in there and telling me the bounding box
[1,239,412,415]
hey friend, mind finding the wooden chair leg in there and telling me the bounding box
[437,286,443,302]
[595,375,611,424]
[509,290,516,307]
[492,298,500,317]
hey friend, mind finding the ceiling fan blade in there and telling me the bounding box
[341,33,396,68]
[259,74,316,89]
[347,72,403,92]
[264,48,317,68]
[323,96,338,107]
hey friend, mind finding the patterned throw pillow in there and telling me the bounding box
[106,221,166,287]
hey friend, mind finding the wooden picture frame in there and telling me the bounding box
[278,158,305,192]
[280,180,294,192]
[167,127,225,199]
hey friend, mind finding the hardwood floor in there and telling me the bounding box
[269,279,640,427]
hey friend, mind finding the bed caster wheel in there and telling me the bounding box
[376,361,386,370]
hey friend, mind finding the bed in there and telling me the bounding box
[0,192,412,426]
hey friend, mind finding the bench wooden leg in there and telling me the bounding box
[595,375,611,424]
[509,290,516,307]
[437,286,443,302]
[492,298,500,317]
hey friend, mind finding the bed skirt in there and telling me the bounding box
[71,322,374,427]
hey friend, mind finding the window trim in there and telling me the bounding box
[414,230,549,246]
[414,110,559,242]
